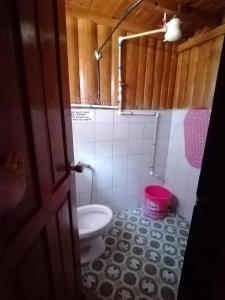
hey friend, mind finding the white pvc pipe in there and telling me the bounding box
[150,112,159,170]
[149,113,164,182]
[120,27,166,42]
[119,110,157,116]
[71,104,119,109]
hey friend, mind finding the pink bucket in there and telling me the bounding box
[144,185,172,219]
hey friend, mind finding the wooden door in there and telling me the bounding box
[177,39,225,299]
[0,0,81,299]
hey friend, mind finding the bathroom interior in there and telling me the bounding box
[65,0,225,299]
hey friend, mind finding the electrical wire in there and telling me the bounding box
[97,0,144,55]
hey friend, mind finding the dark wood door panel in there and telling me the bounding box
[0,0,81,298]
[0,0,41,248]
[17,236,54,300]
[36,0,67,184]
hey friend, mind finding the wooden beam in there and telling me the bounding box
[144,0,177,14]
[145,0,220,38]
[178,24,225,52]
[66,4,152,33]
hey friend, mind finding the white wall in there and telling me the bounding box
[164,110,201,223]
[72,108,172,213]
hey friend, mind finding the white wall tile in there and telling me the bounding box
[127,195,140,209]
[96,109,113,123]
[143,123,155,138]
[96,123,113,141]
[94,173,112,191]
[114,123,129,140]
[130,114,145,123]
[75,124,95,142]
[114,110,130,123]
[74,108,171,213]
[95,158,112,174]
[145,114,157,124]
[76,142,96,161]
[154,165,166,178]
[155,151,168,167]
[113,185,126,201]
[128,155,143,170]
[113,156,128,173]
[165,165,176,182]
[167,151,178,166]
[127,169,141,184]
[164,109,203,221]
[129,122,144,139]
[96,142,112,158]
[159,110,172,123]
[156,138,170,152]
[141,139,154,154]
[128,139,142,155]
[113,140,128,157]
[183,193,196,223]
[96,189,113,204]
[126,183,140,197]
[158,122,171,138]
[140,168,151,183]
[79,192,93,207]
[75,171,92,194]
[113,172,127,187]
[113,198,127,212]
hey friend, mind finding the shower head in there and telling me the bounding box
[164,17,182,42]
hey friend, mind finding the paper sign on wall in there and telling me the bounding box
[72,110,94,122]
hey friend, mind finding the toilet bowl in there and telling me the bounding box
[77,204,113,264]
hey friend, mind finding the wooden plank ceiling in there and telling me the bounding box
[66,0,225,37]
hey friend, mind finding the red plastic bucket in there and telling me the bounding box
[144,185,172,219]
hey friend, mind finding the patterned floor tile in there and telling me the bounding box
[81,208,189,300]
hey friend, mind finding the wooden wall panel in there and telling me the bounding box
[160,43,172,108]
[135,37,147,109]
[124,33,139,109]
[178,49,190,107]
[166,44,177,108]
[173,51,182,108]
[66,14,178,109]
[203,36,224,107]
[66,16,80,103]
[77,19,97,103]
[111,28,126,106]
[152,40,164,109]
[173,28,224,108]
[66,10,224,110]
[185,46,199,107]
[143,38,156,109]
[192,41,211,107]
[97,24,111,105]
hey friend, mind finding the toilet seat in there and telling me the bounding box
[78,204,113,240]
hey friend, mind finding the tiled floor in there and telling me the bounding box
[81,208,189,300]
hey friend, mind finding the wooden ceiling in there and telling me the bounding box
[66,0,225,37]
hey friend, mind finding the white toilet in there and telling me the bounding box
[77,204,113,264]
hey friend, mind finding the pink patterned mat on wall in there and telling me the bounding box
[184,108,211,169]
